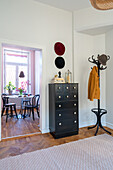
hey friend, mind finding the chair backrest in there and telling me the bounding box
[2,96,9,106]
[32,94,40,108]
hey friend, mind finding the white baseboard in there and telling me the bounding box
[79,121,95,128]
[79,120,106,128]
[106,122,113,129]
[40,128,50,134]
[40,121,108,134]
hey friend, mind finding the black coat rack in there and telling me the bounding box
[88,55,111,136]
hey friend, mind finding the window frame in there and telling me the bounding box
[3,48,31,94]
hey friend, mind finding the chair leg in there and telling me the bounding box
[1,107,5,117]
[29,108,31,117]
[37,108,40,118]
[24,107,26,119]
[10,105,13,117]
[32,108,35,121]
[6,107,9,123]
[14,105,18,119]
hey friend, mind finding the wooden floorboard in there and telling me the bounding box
[1,111,40,139]
[0,126,113,160]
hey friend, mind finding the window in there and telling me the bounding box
[3,47,31,93]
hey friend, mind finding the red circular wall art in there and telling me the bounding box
[54,42,65,56]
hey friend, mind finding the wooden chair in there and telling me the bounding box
[1,96,18,122]
[24,94,40,120]
[21,97,31,114]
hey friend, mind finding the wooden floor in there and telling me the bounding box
[0,126,113,160]
[1,111,40,139]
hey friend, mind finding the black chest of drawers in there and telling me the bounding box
[49,83,79,138]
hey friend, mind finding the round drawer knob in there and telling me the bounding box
[74,95,76,98]
[73,87,76,89]
[59,123,62,126]
[67,95,69,98]
[59,96,61,99]
[66,87,69,89]
[59,114,62,116]
[74,103,76,106]
[74,112,76,115]
[59,105,62,108]
[74,120,77,123]
[58,87,61,89]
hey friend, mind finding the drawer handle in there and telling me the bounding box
[58,87,61,89]
[74,95,76,98]
[59,96,61,99]
[74,112,76,115]
[74,120,77,123]
[74,103,76,106]
[73,86,76,89]
[66,87,69,89]
[59,123,62,126]
[59,105,62,108]
[59,114,62,117]
[67,95,69,98]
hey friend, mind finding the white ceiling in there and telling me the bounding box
[34,0,91,11]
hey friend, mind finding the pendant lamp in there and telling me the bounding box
[19,71,25,78]
[90,0,113,10]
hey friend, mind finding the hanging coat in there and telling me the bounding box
[88,66,100,101]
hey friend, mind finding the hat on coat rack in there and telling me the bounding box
[97,54,108,66]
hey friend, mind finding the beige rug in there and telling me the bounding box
[0,134,113,170]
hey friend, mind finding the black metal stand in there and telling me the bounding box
[88,55,111,136]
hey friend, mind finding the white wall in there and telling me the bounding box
[74,7,113,32]
[0,0,73,136]
[106,29,113,129]
[74,32,106,127]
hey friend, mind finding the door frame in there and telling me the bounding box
[0,39,47,141]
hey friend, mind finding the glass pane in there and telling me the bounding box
[18,66,28,92]
[6,55,28,64]
[5,65,16,93]
[5,50,29,64]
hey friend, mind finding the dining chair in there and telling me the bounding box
[24,94,40,120]
[1,96,18,122]
[21,97,31,114]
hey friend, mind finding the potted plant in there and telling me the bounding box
[16,87,25,96]
[4,81,16,95]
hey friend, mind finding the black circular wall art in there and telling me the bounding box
[55,57,65,69]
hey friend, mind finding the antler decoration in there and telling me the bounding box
[107,55,110,61]
[100,65,107,70]
[88,54,110,70]
[88,55,98,65]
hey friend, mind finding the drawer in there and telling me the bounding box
[63,93,71,100]
[70,93,78,101]
[56,110,77,120]
[64,84,70,92]
[56,119,77,132]
[55,101,78,110]
[63,93,78,101]
[55,84,63,93]
[56,94,64,101]
[70,84,78,92]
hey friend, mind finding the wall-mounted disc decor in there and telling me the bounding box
[55,57,65,69]
[54,42,65,56]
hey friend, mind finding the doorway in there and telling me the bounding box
[1,43,42,139]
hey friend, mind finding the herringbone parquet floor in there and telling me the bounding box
[1,111,40,138]
[0,126,113,160]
